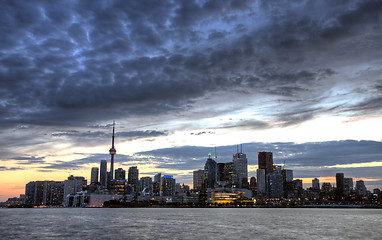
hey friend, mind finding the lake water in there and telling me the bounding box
[0,208,381,239]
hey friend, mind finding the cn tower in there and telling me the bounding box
[109,121,116,180]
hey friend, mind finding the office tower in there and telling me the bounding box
[34,181,44,205]
[216,163,225,182]
[141,177,153,194]
[293,179,303,198]
[233,149,248,188]
[109,121,117,180]
[355,180,367,196]
[223,162,234,187]
[128,166,139,186]
[161,175,176,196]
[204,154,217,189]
[25,181,36,204]
[42,181,64,205]
[249,176,257,195]
[111,179,126,195]
[321,182,332,191]
[273,165,282,174]
[257,169,266,196]
[344,178,353,195]
[258,152,273,176]
[312,178,320,190]
[153,173,161,196]
[267,172,283,199]
[91,167,99,183]
[115,168,126,180]
[336,173,345,196]
[63,175,87,204]
[100,160,107,188]
[193,169,204,191]
[282,169,293,198]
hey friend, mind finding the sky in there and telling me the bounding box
[1,0,382,201]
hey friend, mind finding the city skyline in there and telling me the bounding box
[1,0,382,201]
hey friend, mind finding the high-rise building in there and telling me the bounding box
[128,166,139,186]
[267,172,283,199]
[321,182,332,191]
[282,169,293,198]
[100,160,107,188]
[355,180,367,196]
[216,163,225,182]
[312,178,320,190]
[91,167,99,183]
[153,173,161,196]
[257,169,266,196]
[344,178,353,195]
[193,170,204,191]
[336,173,345,196]
[141,177,153,195]
[233,150,248,188]
[109,121,117,180]
[249,176,257,195]
[223,162,234,187]
[43,181,64,205]
[258,152,273,176]
[161,175,176,196]
[34,181,44,205]
[63,175,87,205]
[115,168,126,180]
[204,154,217,189]
[24,181,36,205]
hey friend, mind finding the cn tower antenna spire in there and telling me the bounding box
[109,121,117,180]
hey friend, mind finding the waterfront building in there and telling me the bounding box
[233,150,248,188]
[282,169,294,198]
[336,173,345,196]
[153,173,161,196]
[312,178,320,190]
[100,160,107,188]
[141,176,153,195]
[43,181,64,205]
[24,181,36,205]
[257,169,266,196]
[344,178,353,195]
[266,172,283,199]
[128,166,139,186]
[63,175,87,205]
[115,168,126,180]
[321,182,332,191]
[111,179,126,195]
[161,175,176,196]
[207,187,252,204]
[204,154,217,189]
[258,152,273,175]
[91,167,99,183]
[355,180,367,196]
[249,176,257,196]
[223,162,234,187]
[193,169,204,191]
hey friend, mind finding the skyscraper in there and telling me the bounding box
[128,166,139,186]
[355,180,367,196]
[100,160,107,188]
[344,178,353,195]
[193,169,204,191]
[258,152,273,176]
[336,173,344,196]
[257,169,266,196]
[312,178,320,190]
[267,172,283,199]
[233,149,248,188]
[161,175,176,196]
[91,167,99,183]
[204,154,217,189]
[141,177,153,194]
[109,121,117,180]
[115,168,126,180]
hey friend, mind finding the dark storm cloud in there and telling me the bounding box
[40,153,131,170]
[0,0,381,140]
[8,156,46,165]
[52,130,169,140]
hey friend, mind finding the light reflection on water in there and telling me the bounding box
[0,208,381,239]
